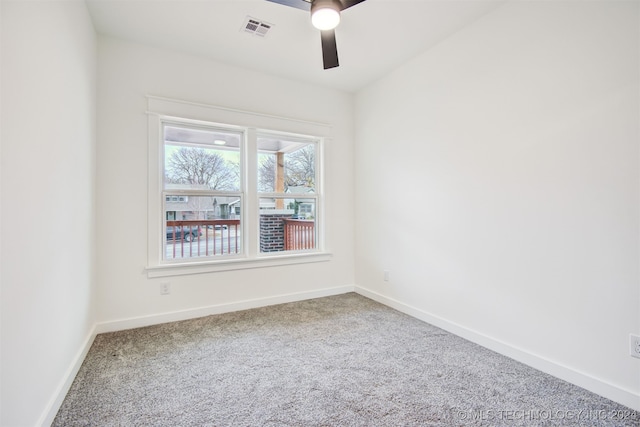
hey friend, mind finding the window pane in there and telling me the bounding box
[164,125,241,192]
[258,152,276,193]
[259,197,316,253]
[165,195,242,260]
[257,136,316,194]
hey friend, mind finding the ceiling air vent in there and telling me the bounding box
[242,16,273,37]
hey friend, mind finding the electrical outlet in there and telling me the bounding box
[630,334,640,359]
[383,270,390,282]
[160,282,171,295]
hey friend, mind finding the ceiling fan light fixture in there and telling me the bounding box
[311,0,341,30]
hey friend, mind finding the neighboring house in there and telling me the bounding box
[165,184,240,220]
[259,185,315,219]
[286,186,315,219]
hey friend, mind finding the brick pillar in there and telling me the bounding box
[260,213,292,252]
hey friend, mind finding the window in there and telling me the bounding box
[165,195,188,203]
[146,96,330,277]
[163,123,243,260]
[257,134,318,253]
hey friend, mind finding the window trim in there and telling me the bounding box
[145,95,331,278]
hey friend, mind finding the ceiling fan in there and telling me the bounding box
[265,0,367,70]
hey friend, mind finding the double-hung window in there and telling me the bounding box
[163,122,243,260]
[146,97,329,277]
[257,133,318,253]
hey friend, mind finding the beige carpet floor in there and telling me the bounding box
[53,293,638,426]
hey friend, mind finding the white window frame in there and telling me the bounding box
[145,96,331,278]
[161,119,246,263]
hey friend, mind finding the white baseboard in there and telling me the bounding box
[96,285,355,334]
[354,286,640,411]
[37,326,98,427]
[42,285,354,425]
[40,284,637,426]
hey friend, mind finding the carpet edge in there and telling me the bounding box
[95,285,356,334]
[37,326,98,427]
[354,285,640,412]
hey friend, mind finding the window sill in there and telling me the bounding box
[145,252,332,278]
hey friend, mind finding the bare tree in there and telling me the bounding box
[258,154,276,192]
[186,196,213,220]
[257,145,316,192]
[285,145,315,189]
[166,147,238,191]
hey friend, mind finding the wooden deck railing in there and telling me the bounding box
[166,219,241,259]
[283,219,315,251]
[166,217,315,259]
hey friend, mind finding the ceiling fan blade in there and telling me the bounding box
[339,0,367,11]
[320,29,339,69]
[265,0,310,12]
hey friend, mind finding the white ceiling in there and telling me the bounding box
[86,0,505,93]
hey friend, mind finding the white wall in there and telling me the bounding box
[355,0,640,409]
[96,37,354,326]
[0,1,97,426]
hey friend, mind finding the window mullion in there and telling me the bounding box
[246,128,259,257]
